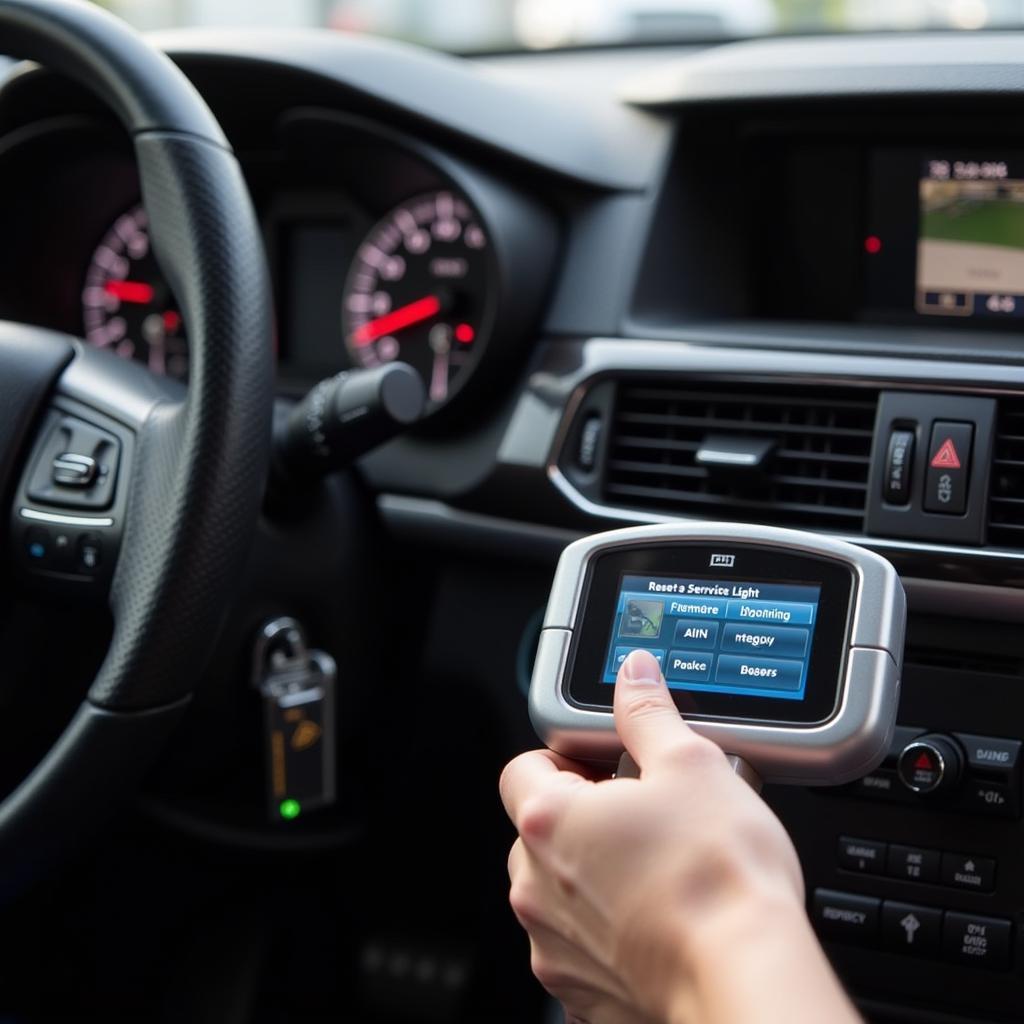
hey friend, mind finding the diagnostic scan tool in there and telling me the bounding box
[530,524,906,788]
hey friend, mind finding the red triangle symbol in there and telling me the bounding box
[914,752,933,770]
[930,438,961,469]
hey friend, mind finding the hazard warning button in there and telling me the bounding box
[897,735,964,794]
[923,421,973,516]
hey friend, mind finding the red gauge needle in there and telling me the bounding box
[105,280,155,304]
[352,294,441,347]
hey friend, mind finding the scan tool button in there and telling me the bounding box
[672,619,719,649]
[720,623,808,659]
[610,647,665,675]
[665,650,713,685]
[725,599,816,626]
[715,655,804,693]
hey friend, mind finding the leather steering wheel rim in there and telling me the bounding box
[0,0,273,886]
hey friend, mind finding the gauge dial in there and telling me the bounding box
[342,190,490,406]
[82,204,188,380]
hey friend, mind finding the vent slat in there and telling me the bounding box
[615,412,873,439]
[601,381,877,530]
[605,482,865,520]
[988,397,1024,549]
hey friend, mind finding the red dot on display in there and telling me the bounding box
[864,235,883,255]
[455,323,475,343]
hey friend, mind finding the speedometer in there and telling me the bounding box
[82,204,188,381]
[342,190,491,407]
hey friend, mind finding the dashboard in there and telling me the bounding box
[8,26,1024,1024]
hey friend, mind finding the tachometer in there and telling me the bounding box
[342,190,491,407]
[82,204,188,380]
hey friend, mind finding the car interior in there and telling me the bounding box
[3,0,1024,1021]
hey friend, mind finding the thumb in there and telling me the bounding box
[613,648,706,773]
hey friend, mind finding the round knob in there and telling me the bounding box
[897,734,963,794]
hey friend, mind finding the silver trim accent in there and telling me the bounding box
[696,449,759,466]
[19,507,114,528]
[529,522,905,786]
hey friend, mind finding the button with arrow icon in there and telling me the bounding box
[882,901,941,955]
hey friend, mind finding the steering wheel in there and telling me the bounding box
[0,0,273,883]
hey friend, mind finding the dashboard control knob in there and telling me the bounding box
[272,362,424,491]
[897,734,964,794]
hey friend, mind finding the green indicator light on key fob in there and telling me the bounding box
[279,798,301,821]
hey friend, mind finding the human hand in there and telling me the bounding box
[500,648,860,1024]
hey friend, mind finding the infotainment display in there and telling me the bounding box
[601,575,821,701]
[916,158,1024,319]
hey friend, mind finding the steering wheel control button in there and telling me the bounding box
[923,421,973,515]
[943,912,1011,970]
[941,853,996,893]
[882,901,942,956]
[887,844,941,884]
[23,526,50,565]
[76,534,102,574]
[838,836,887,874]
[813,890,880,946]
[883,428,915,505]
[52,452,98,488]
[27,415,120,511]
[897,734,963,794]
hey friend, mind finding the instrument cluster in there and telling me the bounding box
[0,112,556,422]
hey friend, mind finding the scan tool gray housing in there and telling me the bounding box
[529,523,905,786]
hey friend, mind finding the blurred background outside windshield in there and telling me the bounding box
[98,0,1024,51]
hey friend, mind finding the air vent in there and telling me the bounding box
[988,397,1024,548]
[603,381,878,530]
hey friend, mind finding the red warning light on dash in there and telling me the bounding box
[864,235,883,255]
[930,438,962,470]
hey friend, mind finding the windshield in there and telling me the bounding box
[100,0,1014,51]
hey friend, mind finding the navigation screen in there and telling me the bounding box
[917,158,1024,319]
[602,574,822,701]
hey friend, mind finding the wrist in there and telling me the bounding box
[664,889,858,1024]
